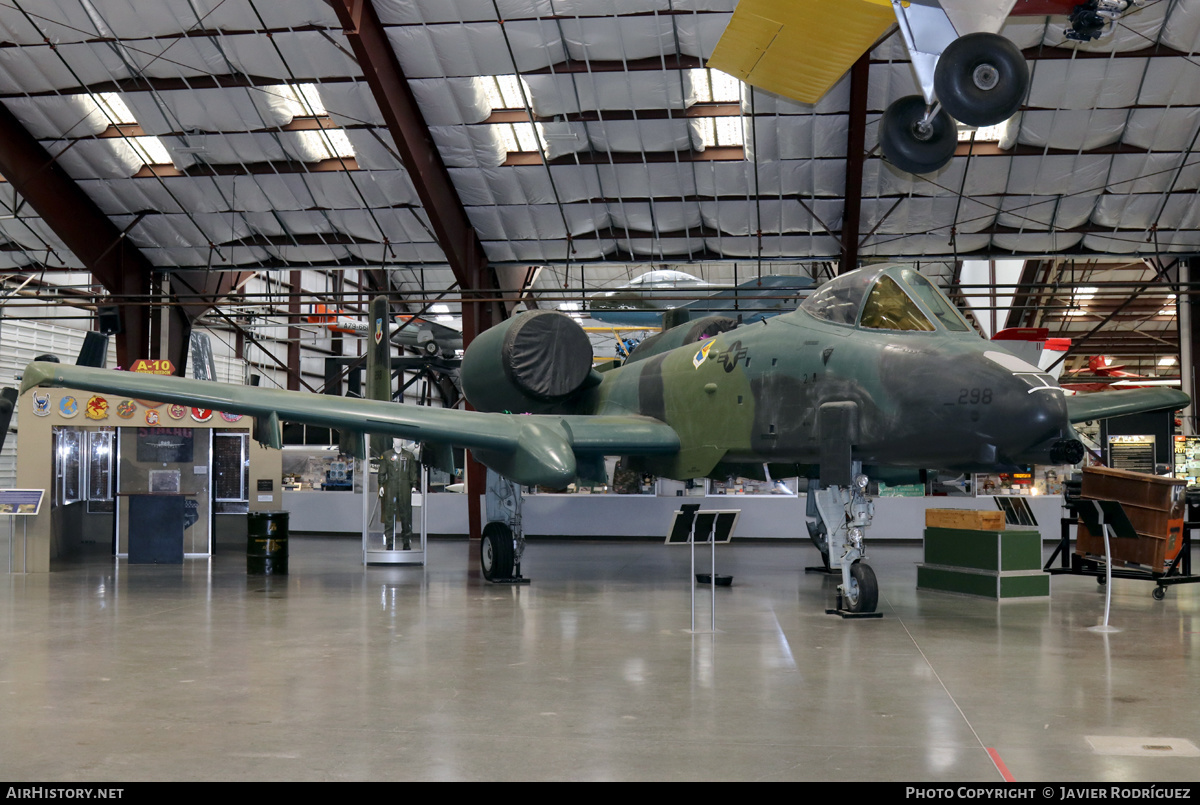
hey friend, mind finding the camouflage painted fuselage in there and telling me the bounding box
[582,301,1073,480]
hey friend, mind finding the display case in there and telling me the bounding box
[212,430,250,514]
[362,443,426,565]
[973,465,1076,497]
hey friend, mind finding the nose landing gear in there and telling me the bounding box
[807,467,883,618]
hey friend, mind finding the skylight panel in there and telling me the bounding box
[486,76,527,110]
[691,68,741,103]
[696,116,744,148]
[269,83,328,118]
[90,93,173,166]
[129,136,172,165]
[496,122,543,153]
[298,128,356,160]
[96,92,137,125]
[957,120,1008,142]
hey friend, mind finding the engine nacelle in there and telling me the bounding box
[461,310,595,414]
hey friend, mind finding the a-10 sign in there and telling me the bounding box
[130,359,175,376]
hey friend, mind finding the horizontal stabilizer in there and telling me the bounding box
[1065,387,1190,424]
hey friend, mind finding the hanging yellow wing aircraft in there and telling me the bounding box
[708,0,1140,174]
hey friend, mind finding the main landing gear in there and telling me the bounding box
[480,469,530,584]
[933,33,1029,129]
[879,28,1030,176]
[879,96,957,176]
[806,466,882,617]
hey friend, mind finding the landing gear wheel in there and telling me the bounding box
[422,340,441,357]
[879,96,957,175]
[480,521,515,581]
[844,562,879,614]
[1153,585,1166,601]
[934,32,1029,127]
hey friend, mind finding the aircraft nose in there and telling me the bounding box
[941,349,1077,468]
[995,372,1077,466]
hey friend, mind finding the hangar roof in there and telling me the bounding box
[0,0,1195,376]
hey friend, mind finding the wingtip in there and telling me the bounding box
[18,361,58,396]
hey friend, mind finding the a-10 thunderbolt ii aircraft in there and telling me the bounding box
[21,265,1186,614]
[707,0,1143,175]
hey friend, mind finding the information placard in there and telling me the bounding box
[0,488,45,515]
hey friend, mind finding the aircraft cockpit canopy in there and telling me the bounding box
[800,267,976,335]
[799,266,882,325]
[859,276,935,332]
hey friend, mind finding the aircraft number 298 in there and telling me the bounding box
[959,388,993,404]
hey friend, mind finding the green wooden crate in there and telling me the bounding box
[918,527,1049,599]
[923,527,1042,571]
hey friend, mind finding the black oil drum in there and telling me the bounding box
[247,511,289,575]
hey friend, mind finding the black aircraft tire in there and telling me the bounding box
[422,340,441,357]
[934,32,1029,127]
[481,521,515,581]
[879,96,957,175]
[845,562,879,613]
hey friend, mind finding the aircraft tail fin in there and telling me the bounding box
[366,295,392,455]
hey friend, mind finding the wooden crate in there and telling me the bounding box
[1080,466,1185,515]
[1076,523,1182,570]
[925,508,1006,532]
[1076,466,1186,570]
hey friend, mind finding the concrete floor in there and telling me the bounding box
[2,535,1199,782]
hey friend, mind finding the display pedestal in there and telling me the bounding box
[917,526,1049,599]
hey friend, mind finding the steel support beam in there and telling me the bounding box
[167,270,255,377]
[840,53,870,274]
[330,0,502,325]
[0,103,246,374]
[0,101,151,366]
[331,0,510,559]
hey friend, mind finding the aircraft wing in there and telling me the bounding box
[19,362,679,488]
[1064,387,1190,424]
[707,0,895,104]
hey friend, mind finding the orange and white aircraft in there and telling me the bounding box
[1061,356,1182,393]
[708,0,1142,174]
[306,305,463,357]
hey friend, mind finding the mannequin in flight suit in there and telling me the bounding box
[378,445,420,550]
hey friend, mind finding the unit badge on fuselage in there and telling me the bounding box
[692,340,714,369]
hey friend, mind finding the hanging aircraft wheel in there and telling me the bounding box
[934,32,1029,127]
[422,340,441,357]
[844,562,879,614]
[1153,585,1167,601]
[481,521,515,581]
[879,96,957,175]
